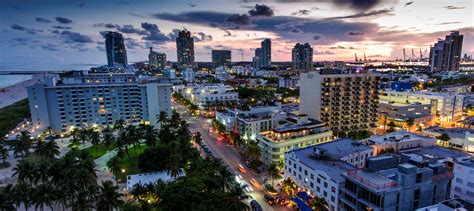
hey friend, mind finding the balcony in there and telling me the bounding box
[345,170,397,190]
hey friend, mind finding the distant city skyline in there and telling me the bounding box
[1,0,473,70]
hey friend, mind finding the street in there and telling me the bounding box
[173,102,291,211]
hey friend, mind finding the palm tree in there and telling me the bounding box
[13,161,36,184]
[267,163,281,186]
[437,133,451,147]
[32,184,56,211]
[405,118,415,131]
[166,154,183,179]
[35,139,60,160]
[12,182,31,210]
[103,130,115,149]
[217,166,235,191]
[96,180,124,211]
[68,136,81,150]
[244,141,261,163]
[312,196,328,211]
[16,130,32,157]
[0,144,8,167]
[90,130,101,156]
[107,156,121,180]
[416,125,423,133]
[281,178,296,196]
[225,184,250,211]
[158,111,168,126]
[142,125,157,147]
[114,119,126,132]
[0,185,15,210]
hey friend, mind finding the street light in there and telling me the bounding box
[121,169,126,173]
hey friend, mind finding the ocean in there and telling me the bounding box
[0,75,32,89]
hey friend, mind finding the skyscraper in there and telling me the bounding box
[300,70,380,133]
[261,39,271,68]
[212,50,232,67]
[148,47,167,70]
[105,31,127,67]
[292,43,313,70]
[429,31,463,72]
[252,48,262,69]
[176,30,195,68]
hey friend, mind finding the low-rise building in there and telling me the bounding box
[278,76,299,89]
[284,139,373,210]
[416,198,473,211]
[423,126,474,153]
[341,154,453,211]
[257,114,333,165]
[181,68,195,82]
[451,159,474,204]
[360,131,436,156]
[181,83,238,110]
[378,101,433,127]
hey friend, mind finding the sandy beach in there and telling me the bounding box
[0,74,44,109]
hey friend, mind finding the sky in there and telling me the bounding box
[0,0,473,71]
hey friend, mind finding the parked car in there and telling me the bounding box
[264,195,275,205]
[250,200,263,211]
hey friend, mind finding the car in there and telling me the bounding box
[241,158,251,168]
[238,164,247,173]
[241,184,253,192]
[250,200,262,211]
[276,196,287,205]
[264,194,275,205]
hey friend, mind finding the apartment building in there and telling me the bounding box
[27,72,171,134]
[378,101,433,127]
[300,70,380,133]
[341,154,453,211]
[257,114,333,165]
[380,90,466,123]
[451,159,474,204]
[284,139,373,210]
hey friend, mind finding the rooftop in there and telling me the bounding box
[314,138,373,159]
[362,131,435,145]
[289,146,356,182]
[456,159,474,168]
[424,126,474,139]
[409,146,471,161]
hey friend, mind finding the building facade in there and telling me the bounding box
[105,31,127,67]
[300,70,380,133]
[360,131,436,156]
[27,72,172,134]
[284,139,373,210]
[176,30,195,68]
[429,31,463,72]
[292,43,313,71]
[341,155,452,211]
[451,159,474,204]
[181,84,238,110]
[212,50,232,67]
[257,115,333,165]
[148,47,166,70]
[261,39,271,68]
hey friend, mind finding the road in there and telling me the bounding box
[173,102,291,211]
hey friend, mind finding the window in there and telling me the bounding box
[332,187,336,193]
[324,182,328,188]
[454,186,462,192]
[456,178,463,184]
[317,178,321,184]
[310,182,314,188]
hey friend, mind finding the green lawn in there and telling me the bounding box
[0,99,30,135]
[82,144,116,159]
[118,144,148,181]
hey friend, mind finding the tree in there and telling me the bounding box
[225,184,250,211]
[90,130,101,156]
[312,196,328,211]
[34,139,60,160]
[15,130,33,158]
[416,126,423,133]
[437,133,451,147]
[217,166,235,191]
[102,130,115,148]
[0,144,8,166]
[405,118,415,131]
[281,178,296,196]
[244,141,261,163]
[32,183,56,211]
[96,180,124,211]
[107,156,121,180]
[13,161,36,184]
[267,163,281,186]
[166,154,183,179]
[114,119,126,132]
[0,185,15,210]
[387,121,396,133]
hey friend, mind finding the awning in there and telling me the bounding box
[291,197,311,211]
[297,191,312,201]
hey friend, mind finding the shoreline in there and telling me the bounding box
[0,74,45,109]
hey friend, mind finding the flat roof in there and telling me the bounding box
[315,138,373,159]
[290,146,356,182]
[363,131,435,144]
[410,146,470,161]
[424,126,474,139]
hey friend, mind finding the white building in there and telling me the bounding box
[181,68,195,82]
[163,67,176,79]
[423,126,474,153]
[181,83,238,109]
[451,159,474,205]
[284,139,373,211]
[360,131,436,156]
[27,71,172,134]
[215,109,236,131]
[257,114,334,165]
[278,76,299,89]
[235,104,284,141]
[126,170,184,190]
[380,90,466,123]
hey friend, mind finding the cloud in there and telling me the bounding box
[118,24,147,35]
[193,32,213,42]
[330,45,347,49]
[291,9,310,16]
[55,16,73,24]
[78,3,85,8]
[443,6,464,10]
[141,22,170,43]
[226,14,252,25]
[312,34,323,40]
[290,28,303,33]
[188,3,197,7]
[35,17,52,23]
[51,30,60,34]
[329,8,394,19]
[314,50,334,55]
[93,23,120,29]
[96,45,106,51]
[10,24,43,34]
[40,43,60,51]
[125,38,144,49]
[52,25,72,30]
[248,4,274,17]
[347,31,364,36]
[436,22,462,25]
[60,31,94,43]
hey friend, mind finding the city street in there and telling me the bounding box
[173,102,291,211]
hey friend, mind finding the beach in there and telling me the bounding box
[0,74,44,109]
